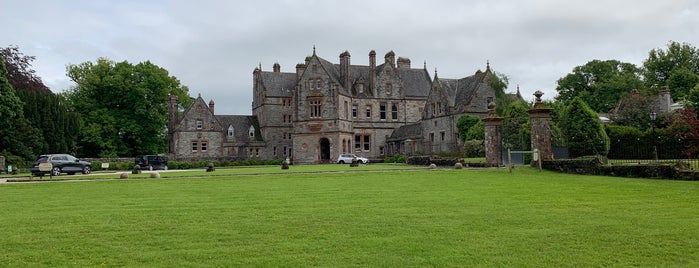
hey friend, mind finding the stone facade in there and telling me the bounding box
[168,48,496,164]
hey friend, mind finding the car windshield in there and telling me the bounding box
[35,156,49,163]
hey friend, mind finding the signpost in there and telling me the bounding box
[38,162,53,179]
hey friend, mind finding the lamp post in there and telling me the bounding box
[650,112,658,161]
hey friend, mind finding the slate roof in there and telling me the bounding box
[260,72,296,97]
[216,115,264,142]
[387,123,423,142]
[436,70,487,112]
[397,68,432,97]
[322,60,432,97]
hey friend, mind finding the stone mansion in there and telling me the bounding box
[167,48,496,164]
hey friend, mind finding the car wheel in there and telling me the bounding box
[82,166,91,174]
[51,167,61,176]
[338,160,345,164]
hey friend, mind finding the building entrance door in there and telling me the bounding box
[320,138,330,161]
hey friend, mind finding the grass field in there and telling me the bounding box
[1,165,698,267]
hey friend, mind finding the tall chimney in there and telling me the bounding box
[369,50,376,91]
[385,51,395,68]
[340,50,351,88]
[296,63,306,80]
[273,62,280,73]
[209,99,215,115]
[397,57,411,69]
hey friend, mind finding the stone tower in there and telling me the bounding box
[483,102,503,166]
[528,90,553,165]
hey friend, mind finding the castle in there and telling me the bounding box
[167,48,496,164]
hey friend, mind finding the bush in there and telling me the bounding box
[92,161,103,171]
[384,154,406,163]
[463,140,485,158]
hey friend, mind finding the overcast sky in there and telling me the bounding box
[2,0,697,115]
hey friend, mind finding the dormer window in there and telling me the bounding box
[357,83,364,94]
[228,125,234,137]
[316,79,321,89]
[249,126,255,138]
[196,120,203,130]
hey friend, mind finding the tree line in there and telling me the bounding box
[458,41,699,159]
[0,46,191,168]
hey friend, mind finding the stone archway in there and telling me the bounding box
[319,138,330,162]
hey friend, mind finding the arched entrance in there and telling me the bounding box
[319,138,330,162]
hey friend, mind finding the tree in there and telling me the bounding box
[1,46,81,155]
[663,108,699,159]
[0,58,43,160]
[456,114,480,141]
[560,97,610,157]
[688,84,699,110]
[0,45,51,94]
[643,41,699,98]
[667,67,699,101]
[502,101,530,150]
[555,59,643,112]
[465,120,484,141]
[65,58,191,157]
[487,71,515,115]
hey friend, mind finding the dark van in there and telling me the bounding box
[135,155,168,170]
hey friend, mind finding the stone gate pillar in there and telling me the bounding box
[483,102,503,166]
[528,91,553,165]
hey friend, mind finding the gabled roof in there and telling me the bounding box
[175,95,223,132]
[216,115,264,142]
[435,70,488,112]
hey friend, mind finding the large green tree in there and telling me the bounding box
[65,58,191,157]
[560,97,610,158]
[643,41,699,99]
[1,46,80,155]
[0,58,43,161]
[555,59,643,112]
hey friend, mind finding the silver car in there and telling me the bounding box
[336,154,369,164]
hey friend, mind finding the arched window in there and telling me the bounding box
[228,125,235,137]
[249,126,255,138]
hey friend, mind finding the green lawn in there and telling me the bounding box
[1,167,697,267]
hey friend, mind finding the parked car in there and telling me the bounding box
[135,155,168,170]
[31,154,92,176]
[336,154,369,164]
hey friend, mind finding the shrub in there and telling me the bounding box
[463,140,485,158]
[384,154,406,163]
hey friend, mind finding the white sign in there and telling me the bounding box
[38,162,53,172]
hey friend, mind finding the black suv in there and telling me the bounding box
[135,155,168,170]
[31,154,92,176]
